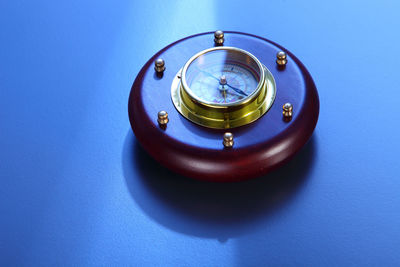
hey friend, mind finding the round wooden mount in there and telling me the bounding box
[128,31,319,182]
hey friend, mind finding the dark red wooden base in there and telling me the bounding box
[128,31,319,182]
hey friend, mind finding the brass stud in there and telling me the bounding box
[214,30,224,45]
[157,110,169,126]
[223,132,234,148]
[276,51,287,66]
[282,103,293,118]
[154,58,165,73]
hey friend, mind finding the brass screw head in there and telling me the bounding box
[282,103,293,118]
[214,30,224,45]
[223,132,234,148]
[154,58,165,73]
[157,110,169,125]
[276,51,287,66]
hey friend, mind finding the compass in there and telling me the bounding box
[128,31,319,182]
[171,46,276,129]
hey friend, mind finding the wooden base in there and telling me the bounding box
[128,31,319,182]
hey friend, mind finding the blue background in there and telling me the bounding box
[1,0,400,266]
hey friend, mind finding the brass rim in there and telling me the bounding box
[181,46,265,107]
[171,47,276,129]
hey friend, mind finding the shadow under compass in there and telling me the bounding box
[122,131,317,240]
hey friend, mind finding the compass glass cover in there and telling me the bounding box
[184,49,262,105]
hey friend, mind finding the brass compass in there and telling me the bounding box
[171,46,276,129]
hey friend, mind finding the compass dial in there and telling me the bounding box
[186,62,259,104]
[183,49,262,106]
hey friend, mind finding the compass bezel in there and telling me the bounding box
[172,46,277,129]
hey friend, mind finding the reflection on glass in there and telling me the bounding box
[185,50,261,104]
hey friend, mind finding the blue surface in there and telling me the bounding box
[1,0,400,266]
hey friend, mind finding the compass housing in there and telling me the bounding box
[171,47,276,129]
